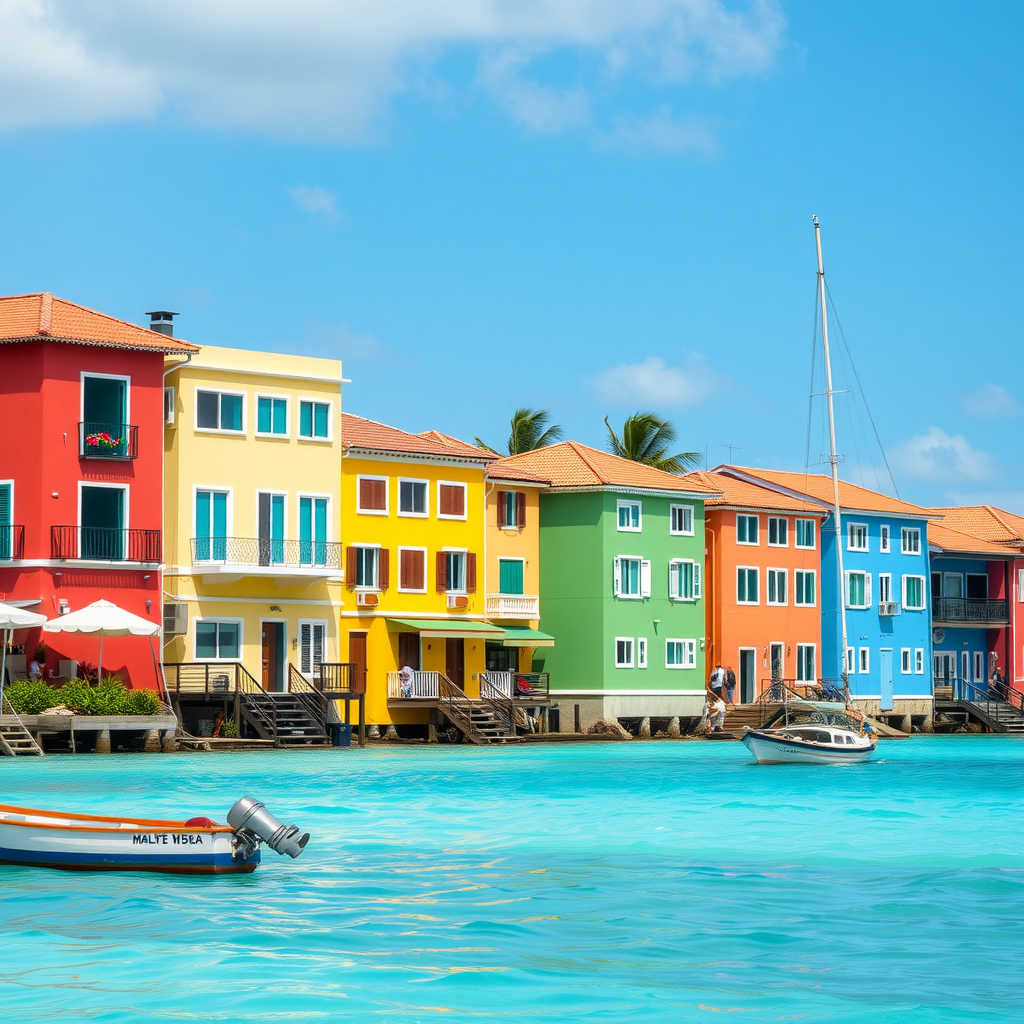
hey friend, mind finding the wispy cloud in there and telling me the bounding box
[288,185,340,223]
[592,352,731,407]
[888,426,997,485]
[600,106,717,153]
[960,383,1022,418]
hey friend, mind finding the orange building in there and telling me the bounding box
[685,471,828,703]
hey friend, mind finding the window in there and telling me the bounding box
[637,638,648,669]
[352,546,379,589]
[195,620,239,660]
[299,496,329,566]
[943,573,963,598]
[795,570,816,606]
[194,489,228,561]
[796,644,815,683]
[614,556,650,599]
[256,396,288,436]
[901,648,912,674]
[0,481,12,560]
[737,567,759,604]
[445,551,467,592]
[615,638,634,668]
[914,648,924,674]
[257,492,286,565]
[398,548,426,592]
[617,501,641,531]
[666,639,697,669]
[497,490,526,528]
[498,558,524,595]
[901,528,921,555]
[299,621,326,677]
[903,575,926,611]
[845,647,856,673]
[859,648,870,674]
[966,574,988,600]
[196,390,243,432]
[795,519,816,549]
[357,476,388,515]
[880,524,890,552]
[438,482,467,519]
[399,479,428,517]
[163,386,175,425]
[670,504,694,536]
[847,523,868,551]
[878,573,892,604]
[961,651,970,684]
[767,569,787,606]
[737,514,759,544]
[669,559,701,601]
[846,571,870,609]
[298,400,330,440]
[974,651,984,682]
[768,517,788,546]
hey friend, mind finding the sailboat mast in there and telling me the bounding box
[813,215,850,691]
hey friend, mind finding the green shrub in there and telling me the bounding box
[56,679,94,714]
[5,679,59,715]
[90,678,128,716]
[222,718,238,738]
[124,689,160,716]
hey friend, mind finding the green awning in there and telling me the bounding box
[500,627,555,648]
[386,618,505,640]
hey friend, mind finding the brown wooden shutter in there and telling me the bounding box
[466,552,477,593]
[359,477,387,511]
[515,491,526,528]
[436,550,447,591]
[453,485,465,517]
[378,547,389,589]
[346,545,358,586]
[496,491,508,528]
[440,484,464,517]
[411,550,424,590]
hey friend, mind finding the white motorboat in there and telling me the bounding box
[741,725,876,765]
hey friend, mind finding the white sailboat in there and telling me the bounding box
[742,217,877,766]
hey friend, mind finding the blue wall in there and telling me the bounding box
[930,554,995,692]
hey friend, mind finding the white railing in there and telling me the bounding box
[481,671,514,698]
[485,595,539,619]
[387,670,440,699]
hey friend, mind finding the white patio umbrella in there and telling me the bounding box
[43,599,159,685]
[0,601,49,704]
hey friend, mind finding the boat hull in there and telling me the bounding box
[741,730,875,765]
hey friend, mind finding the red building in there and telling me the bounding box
[0,294,196,688]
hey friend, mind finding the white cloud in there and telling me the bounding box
[960,383,1022,418]
[288,185,340,222]
[593,352,731,407]
[600,105,716,153]
[888,426,997,485]
[0,1,786,141]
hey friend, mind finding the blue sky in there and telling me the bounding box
[1,1,1021,512]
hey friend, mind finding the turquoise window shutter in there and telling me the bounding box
[257,397,272,433]
[273,399,287,434]
[213,492,227,560]
[300,401,313,437]
[499,559,524,595]
[315,497,327,564]
[299,496,311,564]
[314,403,329,438]
[196,491,210,560]
[0,483,10,559]
[271,494,285,562]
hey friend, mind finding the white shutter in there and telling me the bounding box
[668,561,680,600]
[312,624,325,675]
[693,562,702,599]
[864,573,872,608]
[844,570,851,608]
[300,623,312,674]
[613,557,622,596]
[640,560,652,598]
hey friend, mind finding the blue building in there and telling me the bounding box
[719,468,937,729]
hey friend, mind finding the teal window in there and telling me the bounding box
[670,504,693,535]
[0,483,11,560]
[195,490,228,561]
[195,621,239,660]
[737,515,759,544]
[197,390,243,431]
[795,570,815,606]
[617,501,641,531]
[666,639,695,669]
[445,551,466,592]
[903,575,926,610]
[737,567,759,603]
[614,556,648,598]
[354,546,379,588]
[300,400,330,439]
[300,496,329,565]
[669,559,696,600]
[767,568,787,605]
[257,397,288,435]
[498,558,524,595]
[846,571,869,608]
[796,644,815,682]
[258,493,285,565]
[847,522,868,551]
[768,517,788,546]
[796,519,816,548]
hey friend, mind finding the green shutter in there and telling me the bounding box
[213,492,227,560]
[314,403,328,438]
[0,483,10,559]
[258,397,272,433]
[300,401,312,437]
[273,399,287,434]
[499,559,524,595]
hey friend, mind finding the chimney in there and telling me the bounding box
[146,311,178,337]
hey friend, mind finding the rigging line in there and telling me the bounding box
[824,282,901,500]
[805,280,821,476]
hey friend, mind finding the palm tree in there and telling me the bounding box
[604,412,700,474]
[476,408,564,456]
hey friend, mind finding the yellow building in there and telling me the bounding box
[163,346,345,705]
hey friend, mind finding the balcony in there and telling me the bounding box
[79,422,139,460]
[481,670,550,701]
[485,594,540,620]
[0,525,25,560]
[190,536,342,582]
[388,670,440,699]
[932,597,1008,625]
[52,526,161,563]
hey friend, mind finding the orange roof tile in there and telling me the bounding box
[683,470,826,514]
[0,293,197,353]
[927,521,1013,556]
[929,506,1024,549]
[342,413,494,461]
[498,442,721,494]
[486,460,551,485]
[717,466,936,518]
[417,430,496,460]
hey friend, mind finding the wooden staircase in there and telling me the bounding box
[242,688,328,747]
[439,675,522,745]
[0,696,44,756]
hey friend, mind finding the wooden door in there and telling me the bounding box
[398,632,420,671]
[261,622,281,691]
[446,638,465,690]
[349,631,368,694]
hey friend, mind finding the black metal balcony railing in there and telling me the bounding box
[191,536,342,569]
[932,597,1008,623]
[79,422,139,460]
[52,526,161,562]
[0,525,25,560]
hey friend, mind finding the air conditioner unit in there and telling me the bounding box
[878,602,901,617]
[163,602,188,635]
[447,594,469,609]
[357,591,379,607]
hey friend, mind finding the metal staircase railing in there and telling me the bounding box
[438,675,519,745]
[0,694,44,756]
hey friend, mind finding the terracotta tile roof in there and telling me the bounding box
[683,470,826,513]
[927,521,1013,556]
[929,506,1024,549]
[0,293,197,353]
[486,460,551,484]
[498,442,721,494]
[417,430,497,460]
[341,413,494,461]
[717,466,936,518]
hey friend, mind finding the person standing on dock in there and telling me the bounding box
[709,664,725,698]
[724,666,737,705]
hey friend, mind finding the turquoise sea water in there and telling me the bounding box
[1,737,1022,1023]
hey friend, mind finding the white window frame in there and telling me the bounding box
[974,651,984,683]
[296,491,333,541]
[352,543,381,590]
[878,573,892,604]
[794,569,816,607]
[1018,568,1024,601]
[397,477,430,518]
[163,386,175,425]
[194,387,246,435]
[914,648,925,674]
[795,518,816,549]
[901,648,912,674]
[397,546,428,594]
[766,568,787,606]
[845,647,856,673]
[859,647,870,674]
[736,514,759,545]
[879,524,890,553]
[297,397,333,441]
[902,574,927,611]
[614,637,635,669]
[961,650,970,684]
[665,638,697,670]
[637,638,648,669]
[437,480,469,521]
[901,527,921,555]
[737,566,759,605]
[443,548,468,594]
[81,370,132,424]
[668,558,701,602]
[847,522,869,551]
[796,643,816,683]
[616,500,642,532]
[614,556,650,599]
[845,570,871,609]
[192,485,233,563]
[193,617,243,661]
[669,503,694,536]
[298,619,328,677]
[767,516,789,547]
[254,393,290,438]
[356,474,389,516]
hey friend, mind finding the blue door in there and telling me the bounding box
[879,648,893,712]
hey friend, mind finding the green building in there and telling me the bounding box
[498,443,720,731]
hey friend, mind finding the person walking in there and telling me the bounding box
[709,663,725,697]
[724,665,737,705]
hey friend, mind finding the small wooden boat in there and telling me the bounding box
[741,726,876,765]
[0,797,308,874]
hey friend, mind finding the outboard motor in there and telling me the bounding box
[227,797,309,859]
